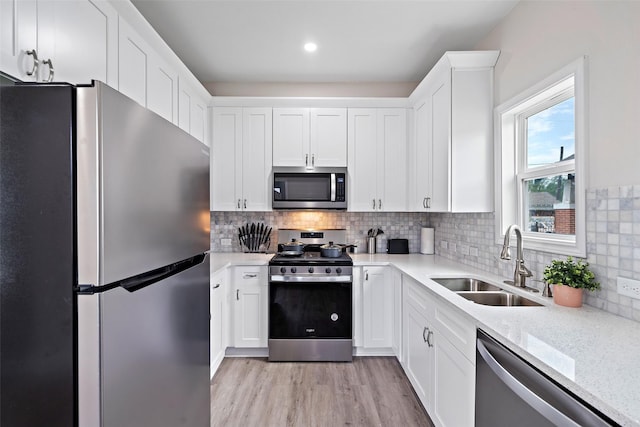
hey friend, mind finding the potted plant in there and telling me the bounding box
[543,256,600,307]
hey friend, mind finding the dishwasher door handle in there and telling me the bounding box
[477,338,582,427]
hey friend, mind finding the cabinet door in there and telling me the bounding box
[37,0,117,86]
[347,108,378,211]
[210,270,226,377]
[211,107,242,211]
[0,0,38,81]
[273,108,309,167]
[378,108,408,211]
[178,78,208,144]
[310,108,347,167]
[429,72,452,212]
[404,299,433,413]
[392,269,402,359]
[118,17,149,107]
[242,108,272,211]
[362,267,393,348]
[232,268,267,348]
[413,99,433,211]
[147,54,178,123]
[191,99,207,144]
[432,328,475,427]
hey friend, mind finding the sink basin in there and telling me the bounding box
[432,277,502,292]
[457,291,542,307]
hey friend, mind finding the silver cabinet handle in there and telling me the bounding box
[423,197,427,209]
[236,289,239,300]
[243,273,257,279]
[305,154,309,166]
[476,338,581,426]
[312,154,315,167]
[25,49,39,76]
[372,199,376,209]
[378,199,382,210]
[42,58,54,82]
[426,329,434,348]
[244,199,247,209]
[364,270,369,281]
[237,199,241,209]
[426,197,431,209]
[212,283,221,289]
[423,327,428,343]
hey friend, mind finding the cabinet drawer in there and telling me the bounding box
[404,276,434,319]
[433,301,475,363]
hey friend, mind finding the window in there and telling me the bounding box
[495,57,587,257]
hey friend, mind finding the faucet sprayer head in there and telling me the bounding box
[500,245,511,260]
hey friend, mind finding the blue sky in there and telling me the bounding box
[527,97,575,168]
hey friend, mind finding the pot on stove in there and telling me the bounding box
[280,239,305,255]
[320,242,356,258]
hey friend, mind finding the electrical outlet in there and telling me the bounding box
[221,238,232,246]
[617,277,640,299]
[450,243,457,253]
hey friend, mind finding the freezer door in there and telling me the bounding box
[77,82,210,285]
[78,255,210,427]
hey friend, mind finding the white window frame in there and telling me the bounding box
[494,57,587,257]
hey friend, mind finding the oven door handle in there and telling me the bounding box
[270,275,352,283]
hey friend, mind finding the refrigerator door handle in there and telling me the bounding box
[77,253,207,295]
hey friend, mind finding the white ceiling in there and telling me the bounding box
[131,0,519,85]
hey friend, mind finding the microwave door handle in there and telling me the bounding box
[331,173,336,201]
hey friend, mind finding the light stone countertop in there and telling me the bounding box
[210,252,640,426]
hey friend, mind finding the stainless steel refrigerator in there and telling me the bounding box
[0,80,211,426]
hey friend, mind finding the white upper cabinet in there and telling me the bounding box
[1,0,37,81]
[348,108,408,212]
[273,107,347,167]
[1,0,117,86]
[211,107,272,211]
[410,51,498,212]
[119,16,179,124]
[310,108,348,167]
[272,108,309,167]
[118,17,149,107]
[178,77,208,145]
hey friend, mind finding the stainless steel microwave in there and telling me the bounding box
[273,167,347,210]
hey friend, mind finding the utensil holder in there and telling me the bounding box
[367,237,376,254]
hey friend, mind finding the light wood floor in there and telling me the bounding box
[210,356,434,427]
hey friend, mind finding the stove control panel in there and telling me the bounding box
[269,265,353,282]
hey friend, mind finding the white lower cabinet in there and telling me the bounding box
[362,266,393,348]
[402,275,475,427]
[210,269,227,377]
[231,266,268,348]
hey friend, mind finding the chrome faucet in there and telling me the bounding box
[500,224,532,288]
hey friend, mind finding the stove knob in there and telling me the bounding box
[291,267,297,274]
[280,267,286,274]
[336,267,342,275]
[325,267,332,274]
[308,267,314,273]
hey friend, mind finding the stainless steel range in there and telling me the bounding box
[268,229,353,362]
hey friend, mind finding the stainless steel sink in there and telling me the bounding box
[432,277,502,292]
[457,291,542,307]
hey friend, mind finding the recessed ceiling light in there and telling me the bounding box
[304,42,317,52]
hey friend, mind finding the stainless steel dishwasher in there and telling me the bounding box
[475,330,619,427]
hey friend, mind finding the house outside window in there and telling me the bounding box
[495,57,587,257]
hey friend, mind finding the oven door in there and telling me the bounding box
[268,280,353,361]
[269,281,352,339]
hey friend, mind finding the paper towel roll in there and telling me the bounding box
[420,227,435,255]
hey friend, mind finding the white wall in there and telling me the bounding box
[475,0,640,189]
